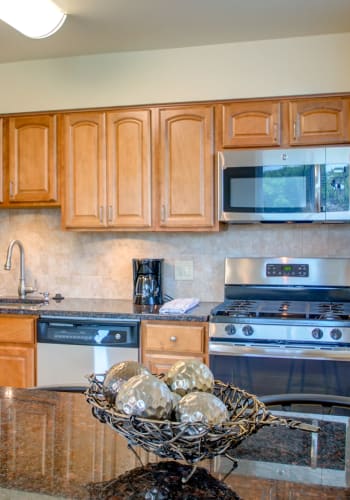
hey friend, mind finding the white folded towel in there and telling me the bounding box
[159,297,200,314]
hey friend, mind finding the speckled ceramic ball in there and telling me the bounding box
[164,359,214,396]
[176,391,229,426]
[115,373,173,420]
[103,361,150,403]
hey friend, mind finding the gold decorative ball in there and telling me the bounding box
[176,391,229,426]
[164,359,214,396]
[103,361,150,403]
[115,373,173,420]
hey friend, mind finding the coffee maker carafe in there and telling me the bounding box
[133,258,163,305]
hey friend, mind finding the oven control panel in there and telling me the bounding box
[266,263,309,277]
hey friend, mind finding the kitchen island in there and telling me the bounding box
[0,387,348,499]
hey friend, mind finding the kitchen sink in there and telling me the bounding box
[0,297,46,310]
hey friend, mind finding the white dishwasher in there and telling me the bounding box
[37,316,140,387]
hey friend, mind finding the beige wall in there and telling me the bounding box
[0,33,349,113]
[0,210,349,302]
[0,33,350,301]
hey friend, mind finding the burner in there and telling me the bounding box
[215,300,257,317]
[317,303,345,321]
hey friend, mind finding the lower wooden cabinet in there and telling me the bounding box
[141,320,209,374]
[0,315,37,387]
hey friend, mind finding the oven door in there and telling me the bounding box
[209,341,350,398]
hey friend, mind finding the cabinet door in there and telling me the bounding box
[222,101,281,147]
[0,315,36,388]
[0,346,35,387]
[158,105,215,229]
[8,114,59,204]
[289,98,350,145]
[107,109,152,228]
[63,111,107,228]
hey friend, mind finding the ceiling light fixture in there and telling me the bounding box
[0,0,66,39]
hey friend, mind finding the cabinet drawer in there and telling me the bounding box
[143,354,206,375]
[143,323,205,354]
[0,316,36,343]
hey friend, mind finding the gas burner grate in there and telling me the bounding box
[315,303,346,321]
[214,300,257,317]
[212,299,350,321]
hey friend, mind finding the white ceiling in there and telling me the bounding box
[0,0,349,64]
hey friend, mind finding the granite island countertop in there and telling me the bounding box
[0,298,219,322]
[0,387,349,499]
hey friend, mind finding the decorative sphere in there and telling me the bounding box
[115,373,173,420]
[103,361,150,403]
[164,359,214,396]
[176,391,229,426]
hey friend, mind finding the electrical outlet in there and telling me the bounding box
[174,260,194,280]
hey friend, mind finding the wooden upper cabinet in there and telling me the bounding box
[62,109,152,230]
[106,109,152,228]
[288,97,350,145]
[221,96,350,149]
[157,105,215,230]
[7,114,59,205]
[222,100,281,148]
[63,111,107,229]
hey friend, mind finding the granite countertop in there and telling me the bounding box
[0,298,219,322]
[0,387,349,499]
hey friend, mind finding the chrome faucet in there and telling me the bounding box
[4,240,36,298]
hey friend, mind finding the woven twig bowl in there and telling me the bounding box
[85,374,317,466]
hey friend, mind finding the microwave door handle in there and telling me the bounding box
[314,164,321,212]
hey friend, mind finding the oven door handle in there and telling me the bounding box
[209,341,350,361]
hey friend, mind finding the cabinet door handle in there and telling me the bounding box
[99,206,104,223]
[161,205,166,222]
[9,181,14,198]
[273,123,279,143]
[108,205,113,222]
[170,336,177,342]
[293,117,300,140]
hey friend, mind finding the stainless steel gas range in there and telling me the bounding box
[209,257,350,398]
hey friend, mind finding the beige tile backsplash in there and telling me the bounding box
[0,209,349,302]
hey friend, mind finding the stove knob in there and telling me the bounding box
[330,328,342,341]
[242,325,254,336]
[225,324,236,336]
[311,328,323,340]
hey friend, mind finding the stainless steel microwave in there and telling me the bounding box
[218,146,350,223]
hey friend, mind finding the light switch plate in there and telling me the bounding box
[174,260,194,280]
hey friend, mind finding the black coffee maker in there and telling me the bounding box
[132,258,163,305]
